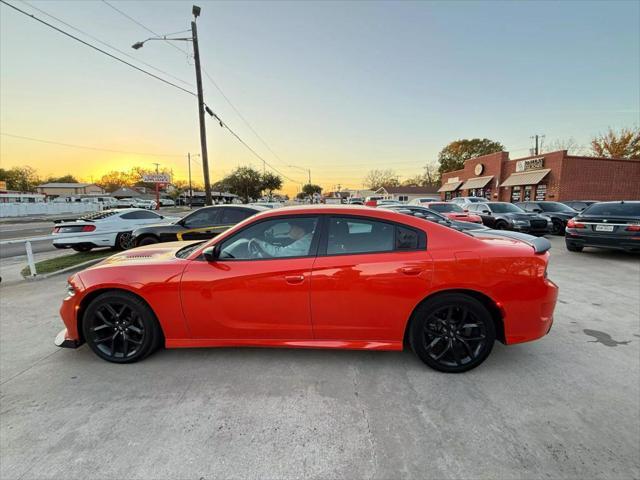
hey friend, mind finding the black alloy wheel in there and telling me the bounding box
[495,220,508,230]
[83,291,162,363]
[115,231,134,250]
[138,236,160,247]
[411,294,495,373]
[551,219,565,235]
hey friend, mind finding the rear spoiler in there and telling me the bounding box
[53,218,94,224]
[471,230,551,254]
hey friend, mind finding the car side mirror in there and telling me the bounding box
[463,209,469,213]
[533,208,543,213]
[481,209,490,214]
[203,245,220,262]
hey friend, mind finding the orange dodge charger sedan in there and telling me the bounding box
[56,205,558,373]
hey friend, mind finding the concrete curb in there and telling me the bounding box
[23,257,106,281]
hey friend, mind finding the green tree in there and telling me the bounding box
[363,169,400,190]
[45,174,78,183]
[217,166,265,202]
[261,172,283,199]
[437,138,504,175]
[0,166,41,192]
[302,183,323,196]
[590,127,640,159]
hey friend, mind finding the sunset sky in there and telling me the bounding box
[1,0,638,196]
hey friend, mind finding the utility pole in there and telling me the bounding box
[187,153,193,208]
[530,134,545,156]
[191,10,212,206]
[151,163,161,210]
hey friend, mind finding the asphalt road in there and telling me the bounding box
[0,237,638,479]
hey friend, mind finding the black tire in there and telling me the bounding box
[551,219,565,236]
[410,293,496,373]
[72,245,92,252]
[115,231,134,250]
[82,291,163,363]
[566,242,583,252]
[137,235,160,247]
[495,220,508,230]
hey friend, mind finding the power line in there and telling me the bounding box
[1,132,186,157]
[20,0,193,88]
[99,0,300,181]
[101,0,190,57]
[0,0,196,97]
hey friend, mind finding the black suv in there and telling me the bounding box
[516,201,578,235]
[467,202,551,235]
[131,205,268,247]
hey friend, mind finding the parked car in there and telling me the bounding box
[565,201,640,252]
[515,201,578,235]
[373,205,488,232]
[115,198,138,208]
[249,202,283,209]
[420,202,483,224]
[52,209,179,251]
[408,197,442,206]
[450,197,489,207]
[561,200,599,212]
[376,199,404,206]
[159,198,176,207]
[56,205,558,373]
[80,196,117,209]
[131,205,268,247]
[466,202,552,235]
[347,197,364,205]
[136,199,157,210]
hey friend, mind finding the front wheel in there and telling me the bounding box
[495,220,508,230]
[115,232,134,250]
[551,220,565,235]
[137,236,159,247]
[82,291,162,363]
[410,294,496,373]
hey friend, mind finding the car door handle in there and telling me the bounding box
[284,275,305,284]
[400,267,422,275]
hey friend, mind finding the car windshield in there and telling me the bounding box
[487,203,524,213]
[175,241,205,259]
[583,203,640,217]
[429,204,464,213]
[539,202,576,212]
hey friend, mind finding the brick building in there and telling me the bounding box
[438,150,640,202]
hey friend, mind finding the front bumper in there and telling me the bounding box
[55,328,82,348]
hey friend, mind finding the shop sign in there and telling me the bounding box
[516,157,544,172]
[447,177,459,183]
[536,184,547,201]
[142,173,171,183]
[474,163,484,175]
[524,185,532,201]
[511,186,521,202]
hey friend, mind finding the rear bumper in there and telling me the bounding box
[503,278,559,345]
[566,232,640,251]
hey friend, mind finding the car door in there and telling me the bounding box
[470,204,494,227]
[180,215,321,340]
[310,216,433,344]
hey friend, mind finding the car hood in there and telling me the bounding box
[89,241,200,269]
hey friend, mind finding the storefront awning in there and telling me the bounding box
[460,175,494,190]
[437,181,463,193]
[500,169,551,187]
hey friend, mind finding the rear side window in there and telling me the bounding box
[326,217,425,255]
[220,208,254,224]
[120,210,160,220]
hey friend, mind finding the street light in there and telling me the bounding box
[131,5,214,206]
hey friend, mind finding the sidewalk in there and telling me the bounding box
[0,249,69,285]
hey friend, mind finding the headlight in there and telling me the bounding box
[513,220,529,225]
[66,282,76,297]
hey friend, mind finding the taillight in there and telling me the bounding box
[81,225,96,232]
[52,227,60,234]
[567,218,586,229]
[626,224,640,232]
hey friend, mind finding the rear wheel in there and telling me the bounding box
[566,242,583,252]
[410,294,496,373]
[82,291,162,363]
[115,232,134,250]
[551,219,565,235]
[495,220,508,230]
[137,235,159,247]
[72,245,92,252]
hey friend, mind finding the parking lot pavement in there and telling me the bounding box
[0,237,638,479]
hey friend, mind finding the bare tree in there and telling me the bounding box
[363,169,400,190]
[423,160,440,186]
[542,137,586,155]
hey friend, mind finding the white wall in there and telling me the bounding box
[0,202,101,218]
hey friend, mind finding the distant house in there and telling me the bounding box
[378,186,440,202]
[36,182,104,198]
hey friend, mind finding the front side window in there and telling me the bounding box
[183,208,219,228]
[219,217,319,260]
[220,208,254,224]
[487,203,522,214]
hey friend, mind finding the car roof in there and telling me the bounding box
[193,204,270,211]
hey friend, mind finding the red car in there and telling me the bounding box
[56,206,558,373]
[422,202,484,223]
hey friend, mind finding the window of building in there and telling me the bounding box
[524,185,532,201]
[535,184,547,201]
[511,186,521,202]
[398,195,409,202]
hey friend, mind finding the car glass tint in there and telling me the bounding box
[487,203,523,213]
[327,217,394,255]
[184,208,218,228]
[539,202,576,212]
[221,208,253,224]
[121,210,159,220]
[583,203,640,217]
[429,204,463,213]
[396,226,419,249]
